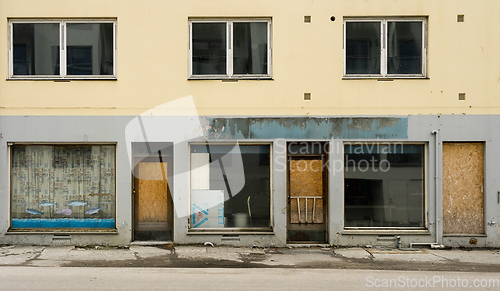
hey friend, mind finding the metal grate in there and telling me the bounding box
[221,235,240,241]
[304,93,311,100]
[304,16,311,23]
[457,15,464,22]
[376,236,397,248]
[52,235,72,242]
[459,93,466,100]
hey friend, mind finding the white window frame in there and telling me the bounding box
[188,142,273,233]
[188,18,272,80]
[343,17,427,79]
[8,19,117,80]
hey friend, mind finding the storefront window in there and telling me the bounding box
[344,144,424,228]
[190,144,271,230]
[10,145,116,229]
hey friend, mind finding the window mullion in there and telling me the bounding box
[343,20,347,76]
[227,21,233,77]
[422,20,427,76]
[60,21,66,77]
[8,22,13,77]
[113,21,117,77]
[188,22,192,77]
[381,20,387,77]
[267,20,272,76]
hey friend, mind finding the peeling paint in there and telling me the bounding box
[207,117,407,140]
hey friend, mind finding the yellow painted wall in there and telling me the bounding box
[1,0,499,116]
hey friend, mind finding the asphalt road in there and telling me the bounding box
[1,267,499,291]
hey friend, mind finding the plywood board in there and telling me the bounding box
[443,143,484,234]
[289,159,324,224]
[135,162,171,225]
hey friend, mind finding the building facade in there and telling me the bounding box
[1,0,499,247]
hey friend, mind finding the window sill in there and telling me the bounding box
[443,234,487,237]
[188,228,273,235]
[187,231,274,235]
[7,78,117,81]
[188,77,273,81]
[343,229,430,235]
[342,77,429,81]
[7,228,118,235]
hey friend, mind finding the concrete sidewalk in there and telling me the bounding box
[1,244,499,272]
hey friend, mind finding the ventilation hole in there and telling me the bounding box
[221,235,240,241]
[457,15,464,22]
[304,16,311,23]
[376,236,397,248]
[330,16,335,22]
[459,93,466,100]
[304,93,311,100]
[52,235,72,242]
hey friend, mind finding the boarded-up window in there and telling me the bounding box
[135,162,170,225]
[443,142,484,234]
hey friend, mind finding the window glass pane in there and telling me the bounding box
[192,23,227,75]
[66,23,114,75]
[345,22,380,74]
[190,145,270,228]
[387,22,422,74]
[12,23,60,75]
[233,22,268,75]
[344,144,424,228]
[11,145,116,229]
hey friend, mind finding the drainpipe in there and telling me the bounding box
[410,129,444,249]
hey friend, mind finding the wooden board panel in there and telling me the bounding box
[443,143,484,234]
[134,162,171,225]
[289,159,324,224]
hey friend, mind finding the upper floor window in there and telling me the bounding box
[9,19,116,79]
[344,18,427,78]
[189,19,271,79]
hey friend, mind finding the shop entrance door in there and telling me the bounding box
[287,143,328,243]
[133,143,173,241]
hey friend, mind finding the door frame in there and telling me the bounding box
[131,142,174,242]
[286,142,329,243]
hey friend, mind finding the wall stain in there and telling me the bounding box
[376,118,400,130]
[207,117,407,140]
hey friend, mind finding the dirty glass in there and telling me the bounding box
[190,144,271,229]
[387,22,422,75]
[66,23,114,75]
[233,22,268,75]
[344,144,424,228]
[345,22,381,75]
[10,145,116,229]
[192,23,227,75]
[12,23,60,75]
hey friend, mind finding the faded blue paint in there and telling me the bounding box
[207,117,408,140]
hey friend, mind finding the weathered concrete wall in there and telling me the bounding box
[0,117,133,245]
[0,115,499,247]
